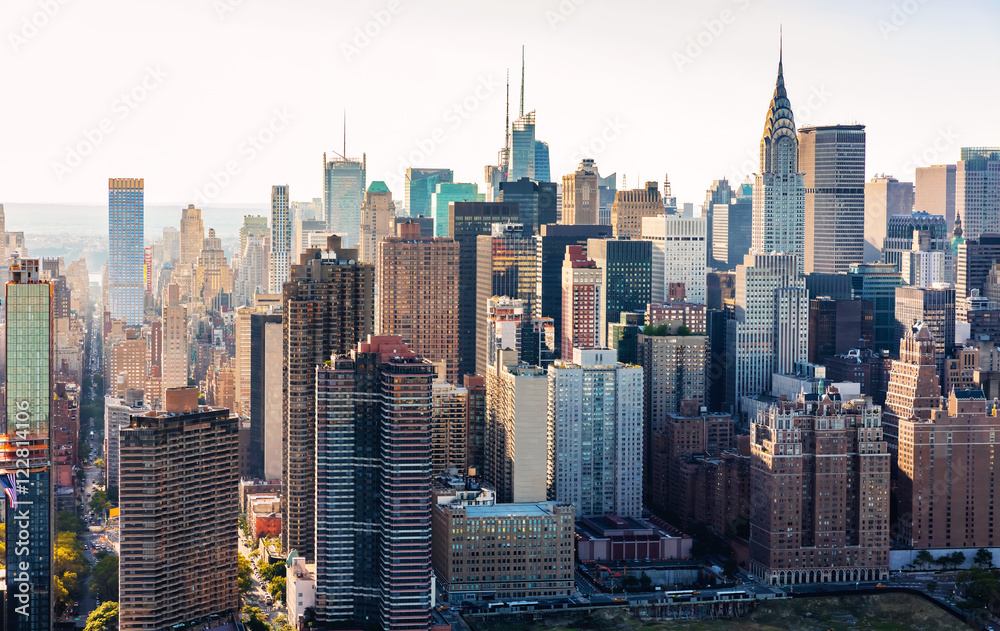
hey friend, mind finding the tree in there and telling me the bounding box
[242,605,270,631]
[275,614,294,631]
[84,602,119,631]
[54,576,71,615]
[261,560,285,583]
[939,551,966,571]
[677,324,691,336]
[238,554,253,595]
[94,458,106,470]
[303,607,317,626]
[106,486,119,506]
[91,555,119,602]
[90,489,112,513]
[914,549,934,570]
[58,510,85,534]
[640,571,652,591]
[927,580,938,594]
[268,575,287,604]
[723,558,739,577]
[975,548,994,569]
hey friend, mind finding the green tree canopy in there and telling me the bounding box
[238,554,253,595]
[242,606,270,631]
[84,602,119,631]
[91,554,119,602]
[268,575,287,604]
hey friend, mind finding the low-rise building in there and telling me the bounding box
[286,555,317,627]
[575,515,692,562]
[432,499,576,602]
[247,493,282,543]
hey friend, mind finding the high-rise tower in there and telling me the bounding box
[3,260,53,630]
[269,184,291,293]
[282,236,374,561]
[752,48,806,274]
[323,152,366,248]
[108,178,145,326]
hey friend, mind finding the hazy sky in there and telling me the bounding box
[2,0,998,213]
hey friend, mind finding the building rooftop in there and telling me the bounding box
[445,501,564,518]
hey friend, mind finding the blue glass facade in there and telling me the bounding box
[323,155,366,248]
[533,140,550,182]
[510,112,536,182]
[405,168,453,218]
[108,178,145,326]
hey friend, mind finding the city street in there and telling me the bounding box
[239,536,285,626]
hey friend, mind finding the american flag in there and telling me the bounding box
[1,473,18,510]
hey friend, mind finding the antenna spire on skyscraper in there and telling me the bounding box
[343,109,347,158]
[520,45,525,119]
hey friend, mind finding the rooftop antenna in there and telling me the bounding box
[780,24,783,63]
[343,109,347,158]
[520,45,525,119]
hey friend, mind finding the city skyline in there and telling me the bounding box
[1,0,997,211]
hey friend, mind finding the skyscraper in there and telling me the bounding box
[269,184,291,293]
[711,181,754,271]
[848,263,903,354]
[956,147,1000,240]
[160,284,188,400]
[249,312,282,481]
[323,152,366,247]
[3,260,53,630]
[430,182,485,237]
[510,111,536,181]
[642,215,707,305]
[727,253,809,414]
[752,50,806,274]
[560,159,601,226]
[800,125,866,274]
[404,167,453,217]
[475,223,536,375]
[179,203,204,266]
[118,387,239,630]
[749,390,890,585]
[314,336,434,630]
[881,211,949,273]
[703,179,733,266]
[283,236,374,561]
[534,224,612,356]
[864,175,914,262]
[881,323,942,454]
[452,201,521,379]
[611,181,665,240]
[377,222,460,385]
[533,140,550,182]
[358,181,396,264]
[498,177,557,236]
[957,234,1000,299]
[547,348,644,518]
[484,350,549,504]
[108,178,145,326]
[915,164,957,234]
[560,245,603,359]
[587,238,653,341]
[894,285,955,377]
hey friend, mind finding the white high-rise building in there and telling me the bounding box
[485,296,526,372]
[642,215,707,305]
[726,253,808,415]
[752,50,806,274]
[956,147,1000,241]
[485,350,549,504]
[269,184,291,294]
[547,347,643,518]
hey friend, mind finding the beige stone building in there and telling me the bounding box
[611,181,665,239]
[432,489,576,602]
[560,159,600,225]
[359,181,396,264]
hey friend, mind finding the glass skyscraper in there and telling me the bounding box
[404,167,453,217]
[323,153,366,248]
[533,140,550,182]
[430,182,484,237]
[108,178,145,326]
[4,260,53,631]
[510,111,536,182]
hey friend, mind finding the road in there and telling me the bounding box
[239,535,286,625]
